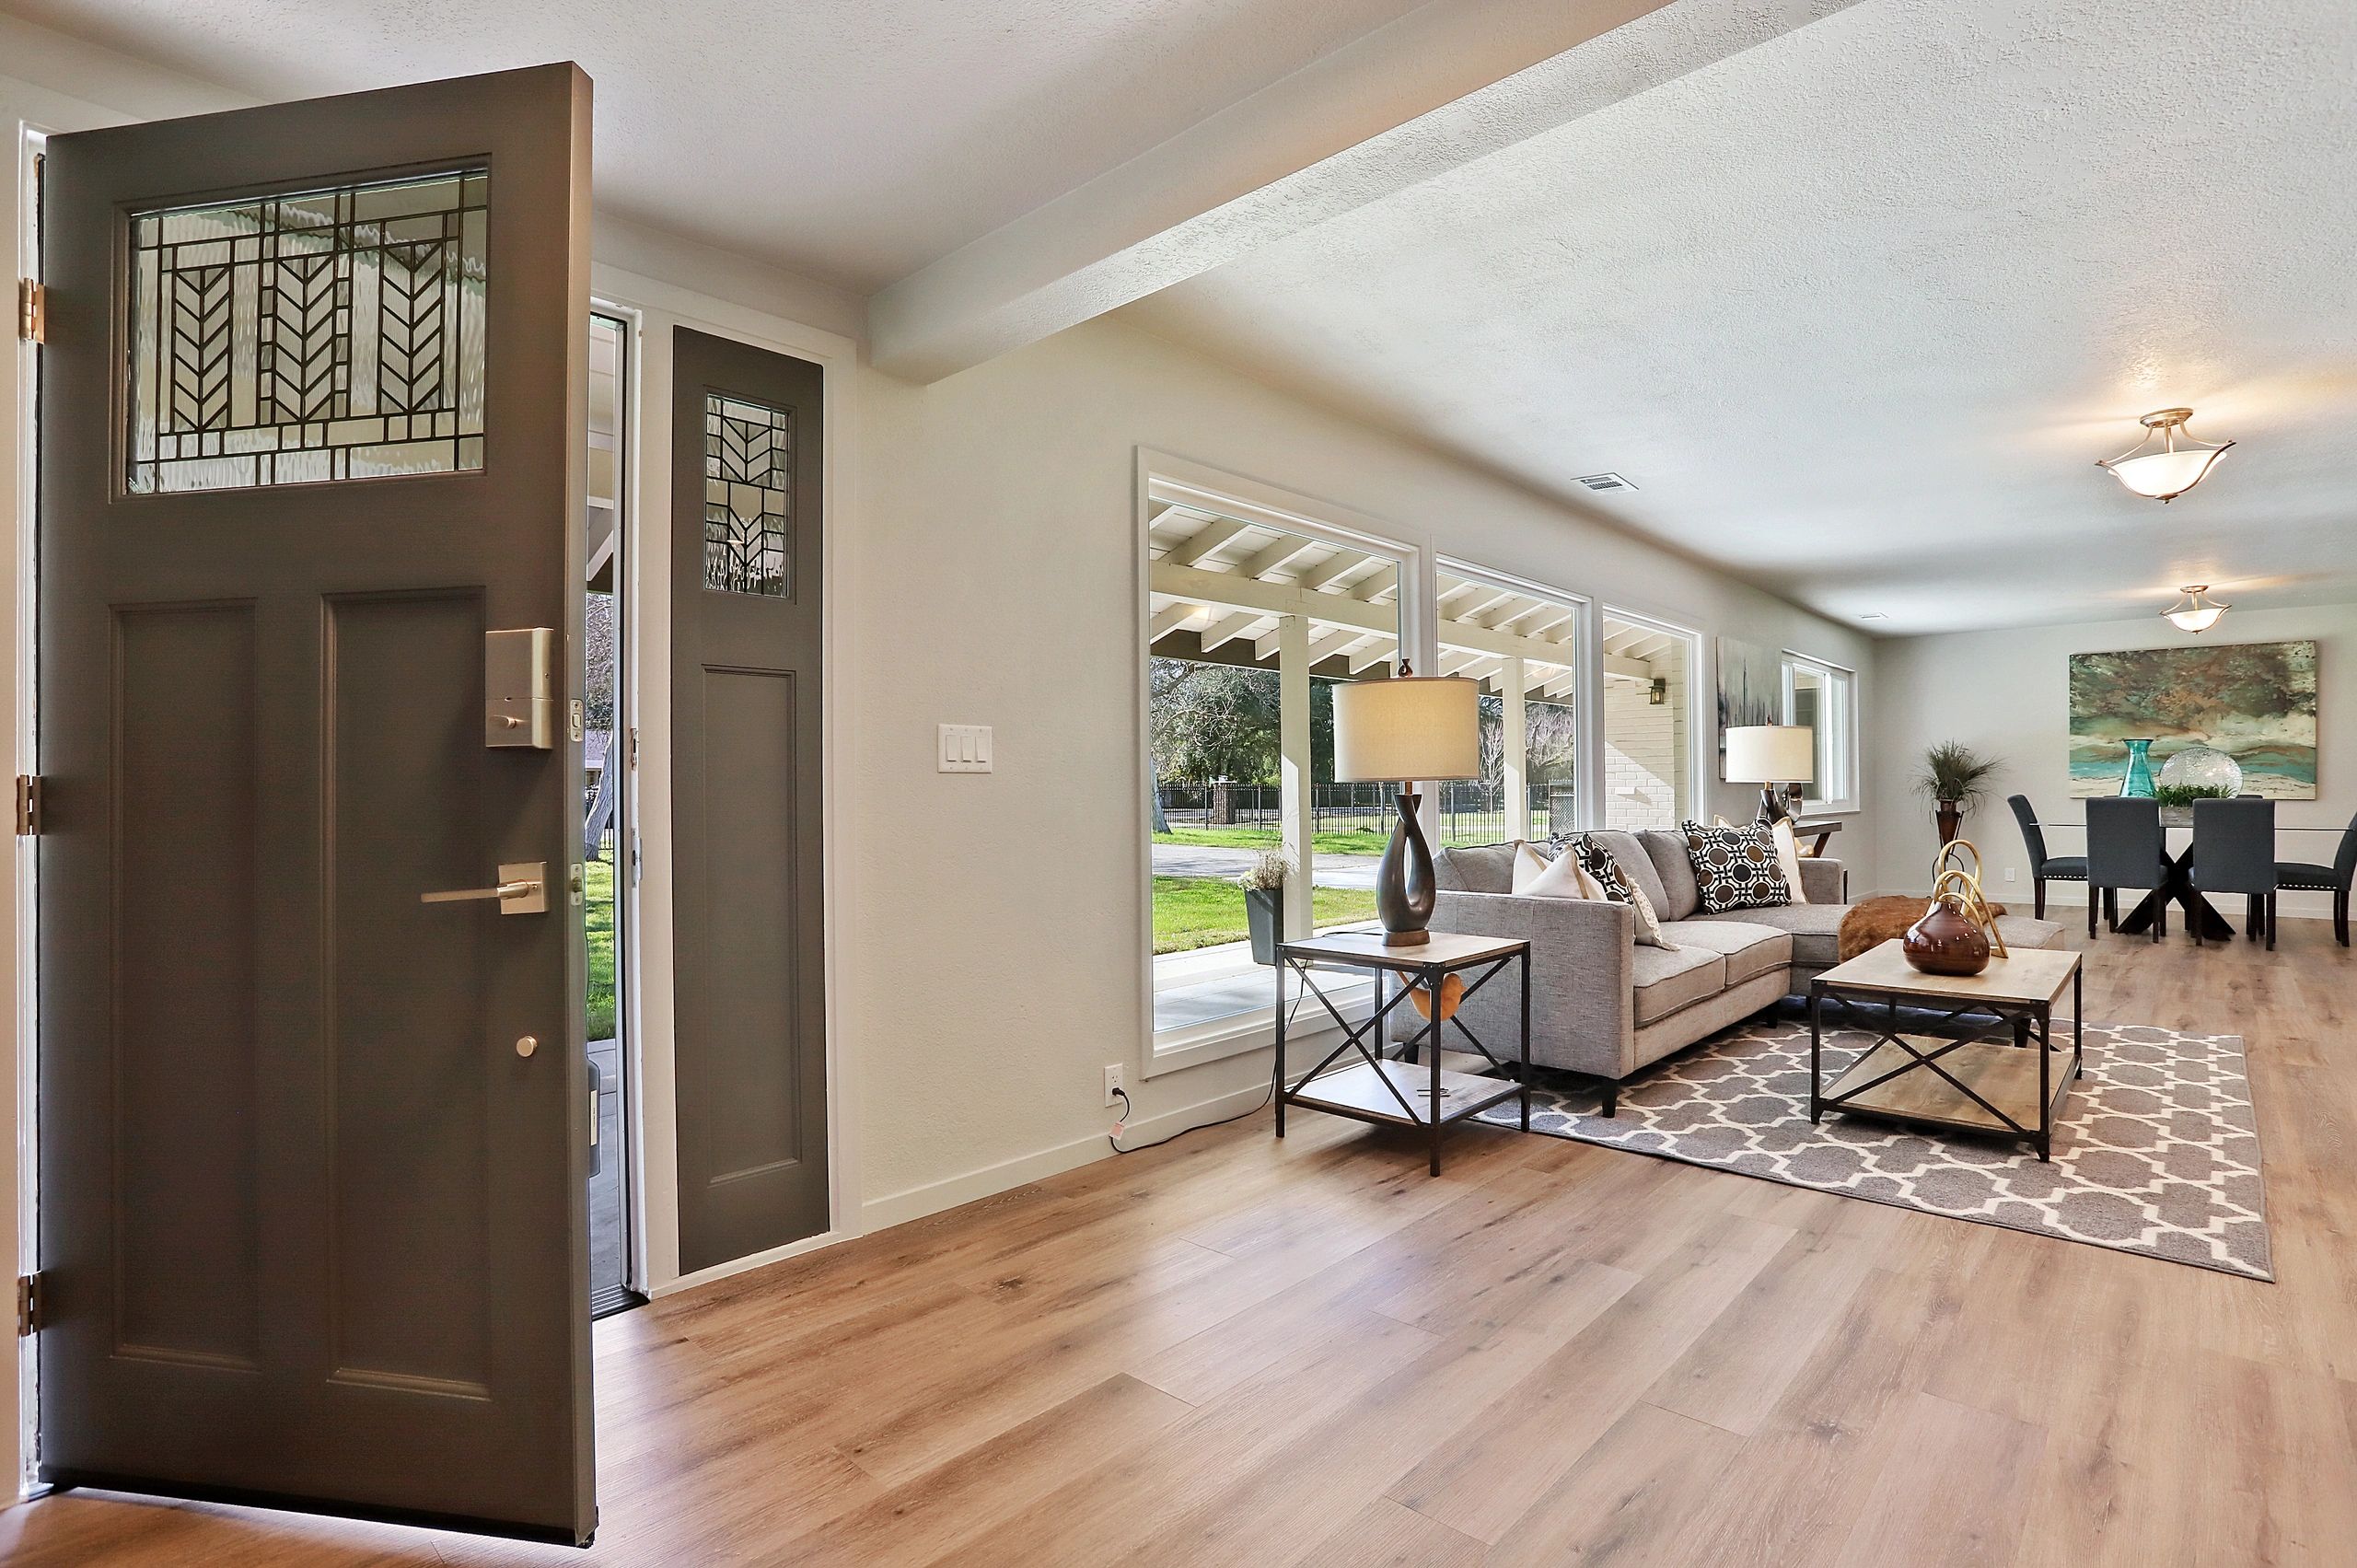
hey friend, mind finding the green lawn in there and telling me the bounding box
[1155,825,1393,855]
[586,855,617,1040]
[1152,876,1379,955]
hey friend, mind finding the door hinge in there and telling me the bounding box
[17,1272,43,1336]
[14,775,40,836]
[17,280,43,344]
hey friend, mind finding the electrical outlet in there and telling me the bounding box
[2003,866,2017,882]
[1103,1064,1124,1107]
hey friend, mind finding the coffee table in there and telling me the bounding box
[1808,940,2083,1160]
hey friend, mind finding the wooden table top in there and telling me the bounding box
[1814,938,2079,1006]
[1280,929,1527,972]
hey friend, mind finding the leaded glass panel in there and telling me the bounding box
[127,168,489,494]
[703,393,792,597]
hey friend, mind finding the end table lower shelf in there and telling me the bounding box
[1289,1060,1525,1128]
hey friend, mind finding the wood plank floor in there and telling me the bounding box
[8,923,2356,1565]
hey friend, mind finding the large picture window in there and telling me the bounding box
[1145,494,1406,1042]
[1783,653,1860,812]
[1435,563,1583,846]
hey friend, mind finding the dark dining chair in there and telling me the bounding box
[2085,797,2167,941]
[2191,796,2277,949]
[2276,807,2357,948]
[2008,795,2086,920]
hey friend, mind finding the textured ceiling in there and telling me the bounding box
[2,0,1428,289]
[1123,0,2357,633]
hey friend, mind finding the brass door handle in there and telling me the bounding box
[420,862,549,914]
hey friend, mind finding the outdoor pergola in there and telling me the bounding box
[1148,502,1683,934]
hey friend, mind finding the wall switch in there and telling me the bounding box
[1103,1064,1124,1107]
[937,723,993,772]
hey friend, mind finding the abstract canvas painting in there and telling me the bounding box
[1715,635,1782,779]
[2068,641,2317,798]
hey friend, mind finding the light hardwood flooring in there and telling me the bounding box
[8,922,2356,1565]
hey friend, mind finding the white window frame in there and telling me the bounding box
[1781,651,1860,814]
[1135,452,1424,1078]
[1434,557,1594,838]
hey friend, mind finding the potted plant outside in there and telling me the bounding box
[1912,741,2000,846]
[1238,847,1289,965]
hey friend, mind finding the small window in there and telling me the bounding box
[127,168,488,494]
[702,393,792,597]
[1783,654,1858,811]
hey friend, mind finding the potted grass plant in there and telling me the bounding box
[1913,740,2001,845]
[1238,847,1290,965]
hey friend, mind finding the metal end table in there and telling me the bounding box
[1274,930,1531,1177]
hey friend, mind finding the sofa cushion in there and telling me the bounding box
[1512,841,1599,900]
[1686,900,1846,965]
[1661,919,1792,986]
[1585,830,1673,914]
[1637,830,1702,921]
[1631,943,1724,1026]
[1434,842,1517,894]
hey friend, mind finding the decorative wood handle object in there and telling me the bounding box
[1927,838,2008,957]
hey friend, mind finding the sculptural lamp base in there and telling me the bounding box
[1376,787,1437,947]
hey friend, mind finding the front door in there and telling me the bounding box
[35,65,598,1542]
[670,328,828,1274]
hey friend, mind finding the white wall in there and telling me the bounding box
[847,318,1879,1214]
[1869,602,2355,915]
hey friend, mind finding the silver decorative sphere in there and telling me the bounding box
[2157,745,2244,796]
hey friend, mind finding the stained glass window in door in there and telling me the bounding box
[703,393,791,597]
[127,167,489,494]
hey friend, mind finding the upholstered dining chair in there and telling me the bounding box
[2085,797,2167,942]
[2191,796,2277,950]
[2008,795,2086,920]
[2275,807,2357,947]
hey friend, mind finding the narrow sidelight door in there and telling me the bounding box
[670,328,828,1274]
[36,65,598,1542]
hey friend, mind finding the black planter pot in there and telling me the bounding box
[1245,887,1283,965]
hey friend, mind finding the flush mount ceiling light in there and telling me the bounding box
[2162,585,2230,633]
[2096,408,2234,502]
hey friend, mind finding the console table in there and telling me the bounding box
[1274,930,1530,1176]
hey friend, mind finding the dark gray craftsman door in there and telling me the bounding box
[36,65,598,1543]
[670,328,828,1273]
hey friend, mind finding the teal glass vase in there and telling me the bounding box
[2118,738,2158,798]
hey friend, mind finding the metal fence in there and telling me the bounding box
[1155,780,1571,845]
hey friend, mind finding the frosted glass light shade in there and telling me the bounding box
[1332,676,1480,783]
[2097,409,2233,503]
[1724,725,1816,784]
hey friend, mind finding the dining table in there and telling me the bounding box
[2037,815,2347,939]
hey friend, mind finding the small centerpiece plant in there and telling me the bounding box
[1912,740,2001,845]
[1237,847,1290,966]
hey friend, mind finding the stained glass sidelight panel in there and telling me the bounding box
[703,393,792,597]
[127,168,489,494]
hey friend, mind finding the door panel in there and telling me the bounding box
[671,329,827,1275]
[38,65,597,1542]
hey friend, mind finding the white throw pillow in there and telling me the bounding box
[1512,840,1597,900]
[1770,818,1809,904]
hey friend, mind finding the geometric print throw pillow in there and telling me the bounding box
[1557,832,1678,948]
[1679,819,1793,913]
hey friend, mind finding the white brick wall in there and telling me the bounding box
[1604,676,1684,829]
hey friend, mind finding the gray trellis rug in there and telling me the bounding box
[1473,1010,2272,1279]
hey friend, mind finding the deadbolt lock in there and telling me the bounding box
[485,628,557,749]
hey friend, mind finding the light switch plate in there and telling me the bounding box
[938,723,993,773]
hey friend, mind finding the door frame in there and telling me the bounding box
[582,261,861,1298]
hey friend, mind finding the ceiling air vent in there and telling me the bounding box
[1573,472,1636,494]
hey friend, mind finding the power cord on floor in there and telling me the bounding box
[1108,983,1307,1154]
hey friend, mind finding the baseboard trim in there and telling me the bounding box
[859,1079,1279,1233]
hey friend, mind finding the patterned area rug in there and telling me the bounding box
[1473,1009,2272,1279]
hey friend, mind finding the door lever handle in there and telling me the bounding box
[420,862,549,914]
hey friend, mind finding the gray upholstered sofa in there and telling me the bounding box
[1410,830,2063,1114]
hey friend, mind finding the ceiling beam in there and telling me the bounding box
[1149,601,1204,639]
[1233,534,1321,581]
[867,0,1863,379]
[1198,610,1267,653]
[1150,561,1398,636]
[1167,517,1250,568]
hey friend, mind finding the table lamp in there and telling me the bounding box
[1724,724,1816,822]
[1332,665,1481,946]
